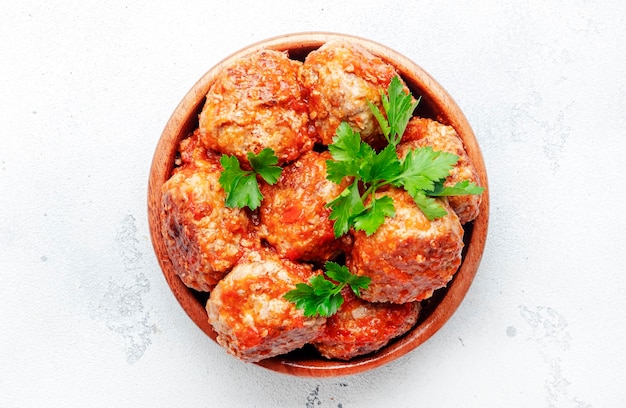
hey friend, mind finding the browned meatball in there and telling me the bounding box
[312,287,420,360]
[199,49,314,166]
[206,250,327,363]
[258,150,350,262]
[174,129,219,172]
[348,187,464,304]
[398,117,483,224]
[160,134,258,291]
[301,40,402,148]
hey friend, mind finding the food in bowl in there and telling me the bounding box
[160,135,258,291]
[301,40,401,147]
[198,49,314,166]
[149,33,488,374]
[206,249,326,362]
[311,287,421,360]
[258,150,351,263]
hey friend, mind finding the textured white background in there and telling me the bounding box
[1,1,625,407]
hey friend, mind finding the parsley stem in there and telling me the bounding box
[332,282,346,295]
[362,178,395,199]
[361,183,377,201]
[360,181,383,208]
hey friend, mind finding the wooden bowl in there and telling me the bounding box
[147,32,489,377]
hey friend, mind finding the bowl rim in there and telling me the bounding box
[147,31,489,377]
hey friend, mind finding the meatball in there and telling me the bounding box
[160,135,257,291]
[312,287,421,360]
[175,129,219,172]
[206,250,326,363]
[398,117,482,224]
[198,49,314,166]
[301,40,403,148]
[258,150,350,262]
[348,187,464,304]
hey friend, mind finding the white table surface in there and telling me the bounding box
[2,1,625,407]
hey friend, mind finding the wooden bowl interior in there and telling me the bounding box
[147,33,489,377]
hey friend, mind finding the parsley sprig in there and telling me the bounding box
[283,261,371,317]
[326,76,484,237]
[219,148,282,210]
[368,75,420,146]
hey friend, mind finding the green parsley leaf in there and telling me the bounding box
[218,155,244,195]
[283,283,316,315]
[360,144,401,184]
[395,146,458,196]
[369,76,419,146]
[283,261,371,317]
[219,149,282,210]
[401,147,459,183]
[410,191,448,220]
[322,291,344,317]
[368,100,390,140]
[427,179,485,196]
[248,148,282,184]
[351,194,396,236]
[326,180,365,237]
[325,261,371,297]
[325,75,483,237]
[328,122,363,163]
[326,122,375,184]
[323,261,352,283]
[227,173,263,209]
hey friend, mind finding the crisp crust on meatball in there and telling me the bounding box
[301,40,402,148]
[258,151,351,262]
[398,117,482,224]
[198,49,314,166]
[206,250,326,363]
[348,187,464,304]
[312,287,420,360]
[160,136,257,291]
